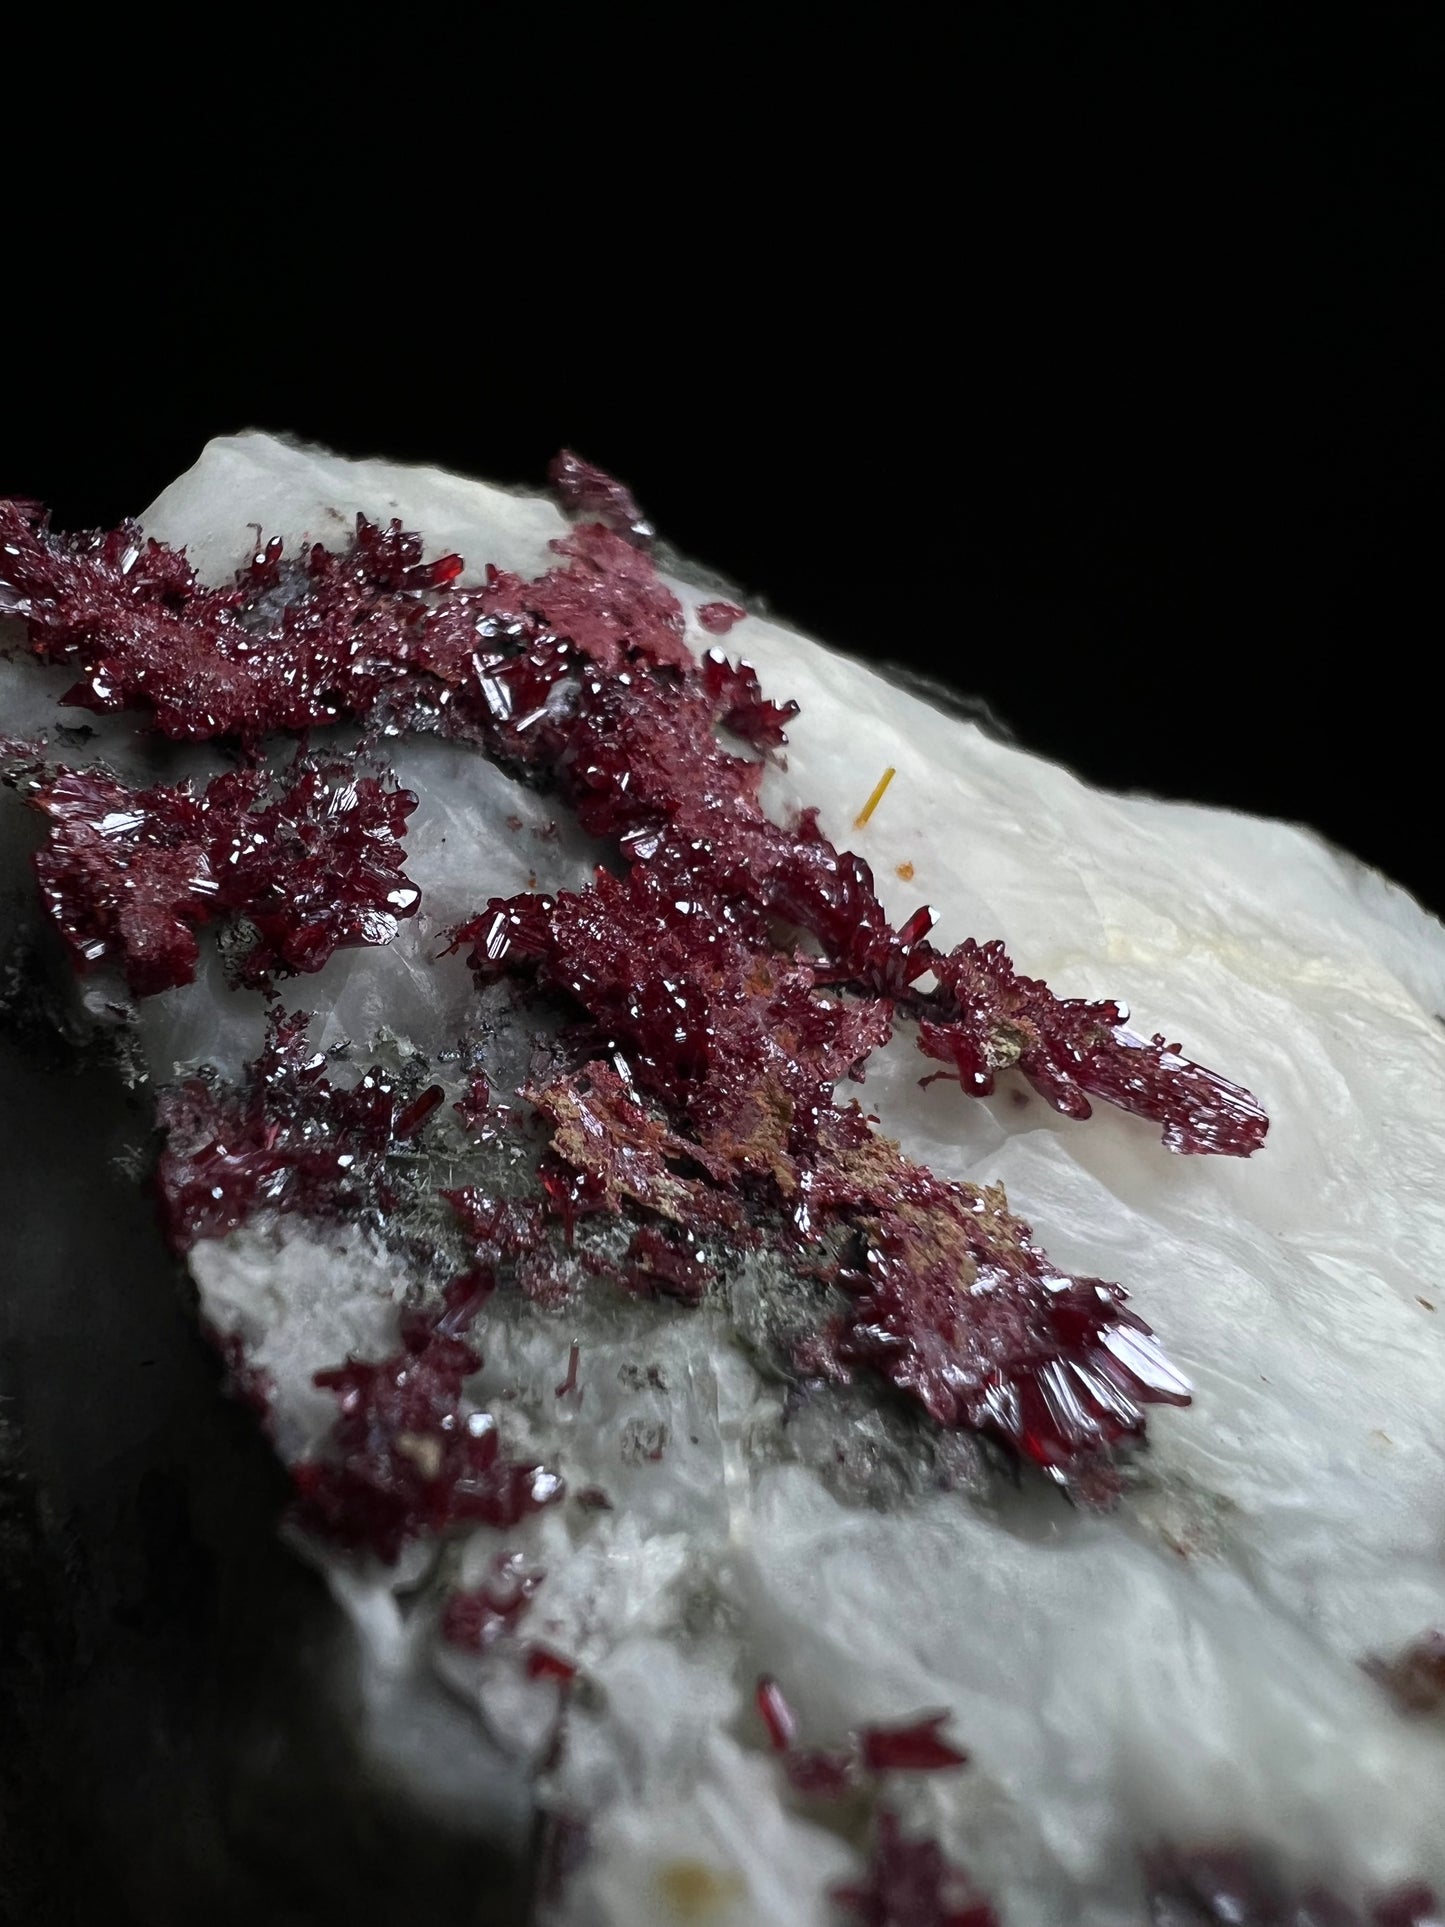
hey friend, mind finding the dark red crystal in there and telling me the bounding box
[443,1188,578,1307]
[696,601,747,636]
[756,1679,969,1798]
[755,1675,798,1753]
[832,1810,999,1927]
[1,502,444,742]
[441,1552,545,1652]
[392,1084,446,1141]
[205,763,420,985]
[554,1340,581,1399]
[859,1713,969,1774]
[463,518,694,694]
[701,648,800,749]
[458,857,891,1194]
[524,1643,579,1684]
[453,1072,492,1131]
[29,766,214,995]
[1364,1631,1445,1715]
[547,449,654,546]
[1373,1885,1444,1927]
[918,939,1269,1156]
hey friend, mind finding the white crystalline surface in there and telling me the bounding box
[11,432,1445,1924]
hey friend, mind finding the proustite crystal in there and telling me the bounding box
[295,1322,560,1567]
[19,757,418,994]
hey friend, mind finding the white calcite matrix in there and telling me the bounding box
[5,433,1445,1925]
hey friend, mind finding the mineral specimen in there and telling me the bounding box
[3,433,1444,1926]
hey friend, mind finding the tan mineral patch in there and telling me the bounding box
[654,1857,746,1920]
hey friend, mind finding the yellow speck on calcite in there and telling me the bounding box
[654,1857,746,1920]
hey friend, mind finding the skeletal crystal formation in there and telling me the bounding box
[2,435,1444,1926]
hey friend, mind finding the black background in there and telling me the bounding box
[5,7,1441,917]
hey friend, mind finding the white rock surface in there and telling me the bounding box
[9,432,1445,1923]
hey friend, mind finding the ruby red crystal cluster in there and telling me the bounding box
[1,500,465,742]
[748,1677,997,1922]
[23,758,417,994]
[156,1014,558,1565]
[455,873,1190,1482]
[293,1273,562,1565]
[793,1115,1192,1481]
[155,1010,434,1249]
[1,461,1272,1503]
[0,489,1267,1158]
[918,938,1267,1156]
